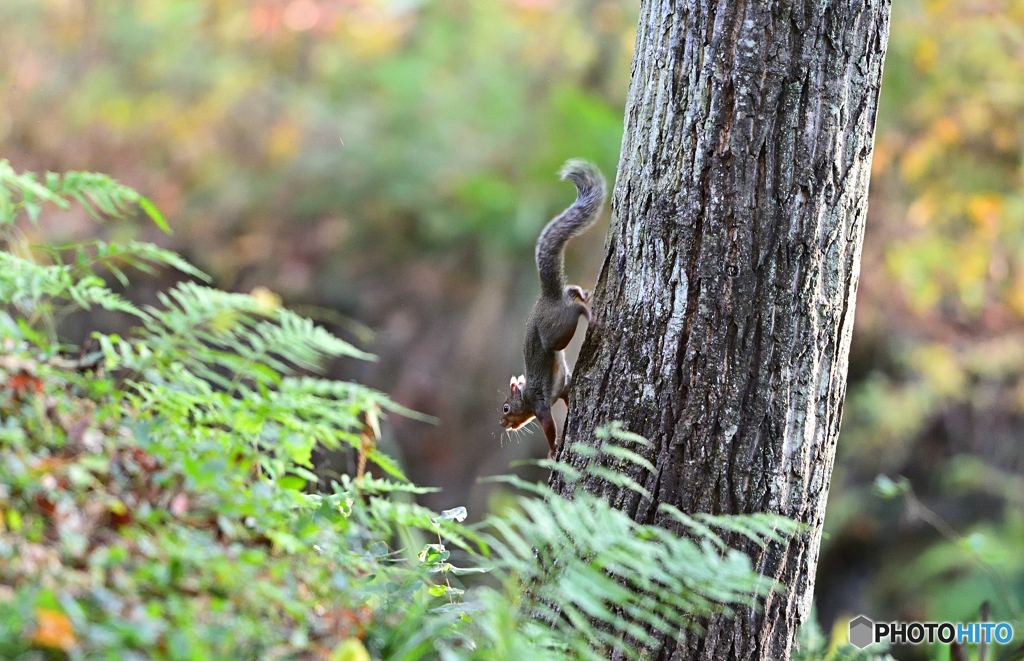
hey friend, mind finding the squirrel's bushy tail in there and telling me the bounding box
[536,159,606,298]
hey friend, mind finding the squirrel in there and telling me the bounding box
[500,159,606,459]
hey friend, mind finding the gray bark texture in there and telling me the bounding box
[550,1,891,659]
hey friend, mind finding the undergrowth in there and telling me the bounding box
[0,162,876,660]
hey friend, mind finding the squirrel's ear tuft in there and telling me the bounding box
[509,376,518,392]
[517,375,526,388]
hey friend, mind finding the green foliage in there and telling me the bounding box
[0,160,167,229]
[481,424,803,660]
[791,611,894,661]
[0,165,444,658]
[485,473,797,659]
[0,160,201,338]
[874,466,1024,628]
[0,166,803,659]
[0,1,634,266]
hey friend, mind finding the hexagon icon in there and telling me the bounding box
[849,615,875,650]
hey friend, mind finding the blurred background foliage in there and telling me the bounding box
[1,0,1023,656]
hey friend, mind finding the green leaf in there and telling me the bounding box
[278,475,306,491]
[366,542,389,558]
[330,639,370,661]
[366,448,408,482]
[418,544,449,564]
[595,421,653,447]
[600,444,656,472]
[138,196,170,233]
[872,474,910,499]
[438,506,467,523]
[585,465,651,500]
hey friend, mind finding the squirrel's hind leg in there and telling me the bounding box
[573,301,597,329]
[564,285,587,302]
[562,287,595,327]
[558,364,572,405]
[551,353,571,405]
[549,307,587,351]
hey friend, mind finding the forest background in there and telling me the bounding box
[2,0,1024,643]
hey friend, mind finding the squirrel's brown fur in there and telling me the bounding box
[500,160,606,458]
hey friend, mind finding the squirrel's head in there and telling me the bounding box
[500,375,532,430]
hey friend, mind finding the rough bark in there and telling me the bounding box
[550,2,891,660]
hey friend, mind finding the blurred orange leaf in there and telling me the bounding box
[968,194,1002,239]
[6,373,43,395]
[32,608,75,651]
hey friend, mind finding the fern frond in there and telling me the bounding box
[595,420,653,448]
[0,161,166,229]
[598,443,656,473]
[131,282,370,386]
[0,160,67,223]
[0,252,143,318]
[338,474,440,496]
[278,375,436,423]
[44,170,169,230]
[43,239,210,284]
[584,465,652,499]
[482,469,799,660]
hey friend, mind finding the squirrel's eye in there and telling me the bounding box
[503,405,510,413]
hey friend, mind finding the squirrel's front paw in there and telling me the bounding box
[581,289,592,304]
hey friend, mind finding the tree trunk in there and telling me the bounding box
[551,2,891,660]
